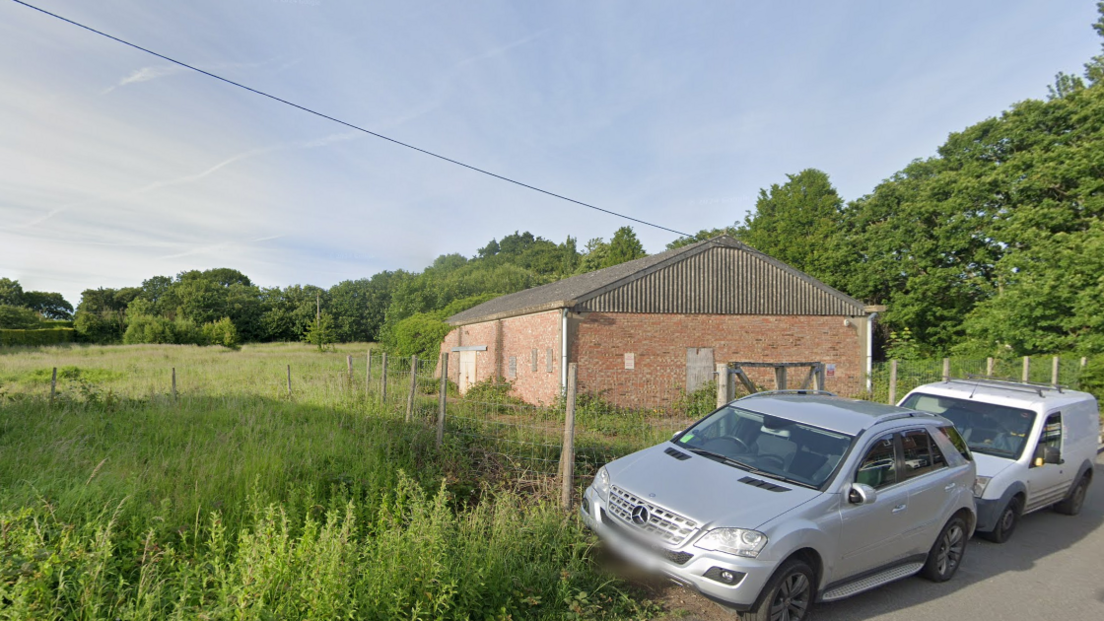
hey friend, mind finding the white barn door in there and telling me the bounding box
[458,350,477,394]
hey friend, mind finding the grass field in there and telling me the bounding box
[0,343,651,620]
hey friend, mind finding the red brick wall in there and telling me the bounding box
[440,310,563,404]
[572,313,865,408]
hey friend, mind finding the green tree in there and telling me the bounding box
[302,312,337,350]
[603,227,647,267]
[0,278,24,307]
[0,304,40,329]
[666,227,739,250]
[383,312,453,359]
[739,169,845,276]
[22,291,74,320]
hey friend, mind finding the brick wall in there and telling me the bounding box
[440,310,562,404]
[572,313,866,408]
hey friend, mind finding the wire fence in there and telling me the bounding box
[869,355,1092,405]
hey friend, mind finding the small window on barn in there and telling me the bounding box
[508,356,517,379]
[531,349,538,372]
[546,348,554,373]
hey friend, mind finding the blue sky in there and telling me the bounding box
[1,0,1100,305]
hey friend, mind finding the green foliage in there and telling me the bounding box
[666,227,740,250]
[885,327,925,361]
[384,312,453,359]
[0,328,75,347]
[302,312,337,350]
[0,277,24,306]
[203,317,241,349]
[0,304,40,329]
[604,226,646,267]
[1079,356,1104,404]
[739,168,846,278]
[21,290,74,320]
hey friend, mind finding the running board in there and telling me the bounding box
[820,562,924,602]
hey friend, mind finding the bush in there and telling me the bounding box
[0,304,40,329]
[1079,357,1104,405]
[0,328,75,347]
[203,317,240,349]
[384,312,453,358]
[123,315,176,344]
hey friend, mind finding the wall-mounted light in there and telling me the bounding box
[843,318,853,328]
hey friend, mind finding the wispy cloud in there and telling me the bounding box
[101,61,265,94]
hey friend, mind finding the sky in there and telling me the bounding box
[1,0,1101,306]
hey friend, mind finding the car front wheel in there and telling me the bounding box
[981,496,1022,544]
[743,558,815,621]
[921,515,967,582]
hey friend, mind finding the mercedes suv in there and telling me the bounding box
[581,391,976,621]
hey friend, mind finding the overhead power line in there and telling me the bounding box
[11,0,692,238]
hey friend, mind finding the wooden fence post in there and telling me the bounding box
[814,363,825,391]
[347,355,354,388]
[286,365,292,397]
[50,367,57,403]
[172,367,177,401]
[380,352,388,403]
[1022,356,1030,383]
[406,355,418,422]
[1082,356,1089,371]
[942,358,951,382]
[716,364,728,408]
[774,366,788,391]
[1052,356,1060,386]
[560,363,578,510]
[888,360,898,405]
[436,353,448,447]
[366,350,372,396]
[987,357,994,377]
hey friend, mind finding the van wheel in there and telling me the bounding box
[921,515,967,582]
[742,558,815,621]
[1054,475,1090,516]
[981,497,1022,543]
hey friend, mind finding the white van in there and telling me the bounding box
[899,378,1100,543]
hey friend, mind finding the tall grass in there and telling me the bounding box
[0,344,646,620]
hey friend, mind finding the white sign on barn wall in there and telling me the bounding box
[826,364,836,378]
[624,353,635,370]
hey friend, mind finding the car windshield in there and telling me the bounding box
[675,405,854,488]
[900,392,1036,459]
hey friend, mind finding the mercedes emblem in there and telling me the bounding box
[630,505,650,526]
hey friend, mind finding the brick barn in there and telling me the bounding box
[439,236,881,407]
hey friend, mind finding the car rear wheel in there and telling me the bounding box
[1054,475,1090,516]
[742,558,815,621]
[981,496,1022,543]
[921,515,967,582]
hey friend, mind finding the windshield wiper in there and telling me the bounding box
[685,447,755,471]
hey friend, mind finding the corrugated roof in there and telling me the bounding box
[446,236,868,325]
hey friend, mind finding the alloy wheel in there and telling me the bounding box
[936,523,965,576]
[769,571,810,621]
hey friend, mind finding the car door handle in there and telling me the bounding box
[945,483,957,491]
[892,504,907,513]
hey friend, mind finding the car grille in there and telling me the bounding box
[601,509,694,565]
[608,485,699,546]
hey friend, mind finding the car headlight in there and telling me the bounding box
[973,476,991,498]
[695,528,768,558]
[594,467,610,500]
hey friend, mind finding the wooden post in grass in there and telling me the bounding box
[286,365,292,397]
[381,352,388,403]
[436,353,448,447]
[888,360,898,405]
[560,363,578,510]
[716,363,728,408]
[987,357,995,377]
[1022,356,1030,383]
[406,355,418,422]
[366,349,372,396]
[172,367,177,400]
[50,367,57,403]
[1052,356,1060,386]
[1082,357,1089,371]
[347,355,354,388]
[942,358,951,382]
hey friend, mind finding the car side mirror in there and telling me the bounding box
[848,483,877,505]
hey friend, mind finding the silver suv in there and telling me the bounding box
[581,392,977,621]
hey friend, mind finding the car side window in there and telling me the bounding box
[936,425,972,462]
[854,436,897,489]
[901,429,945,480]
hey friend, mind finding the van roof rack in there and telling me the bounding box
[946,375,1065,397]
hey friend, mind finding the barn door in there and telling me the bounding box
[458,351,477,394]
[686,348,715,393]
